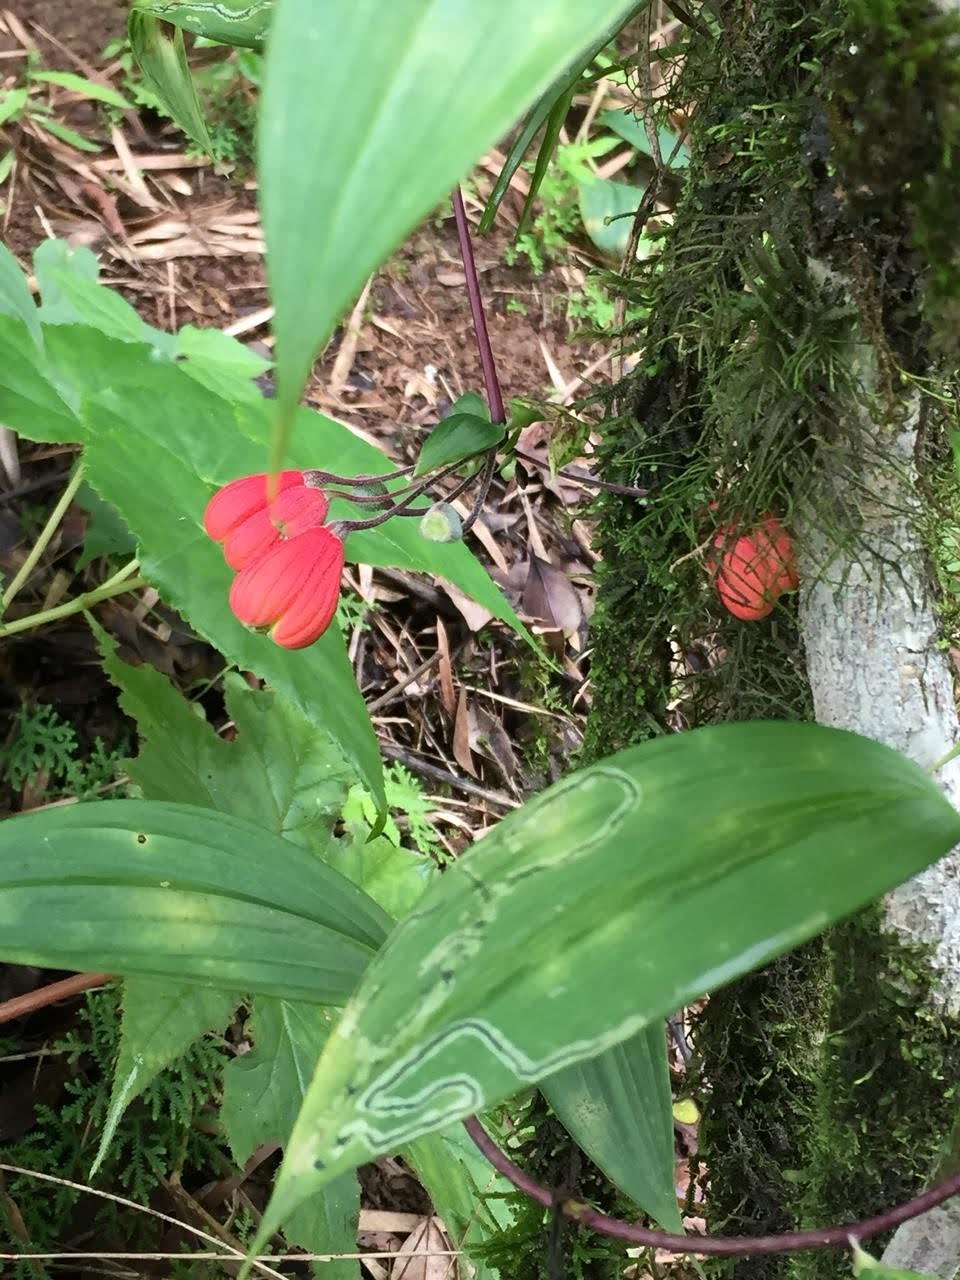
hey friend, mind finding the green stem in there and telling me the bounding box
[0,574,148,638]
[928,741,960,775]
[1,463,86,616]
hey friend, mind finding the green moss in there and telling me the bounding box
[582,0,960,1268]
[690,943,832,1280]
[791,910,960,1280]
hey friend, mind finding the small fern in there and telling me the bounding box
[3,990,229,1270]
[1,703,127,800]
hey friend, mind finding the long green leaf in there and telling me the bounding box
[478,0,649,233]
[0,800,391,1000]
[259,0,645,467]
[543,1028,682,1230]
[245,722,960,1251]
[128,11,214,153]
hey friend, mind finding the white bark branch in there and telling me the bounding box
[799,414,960,1276]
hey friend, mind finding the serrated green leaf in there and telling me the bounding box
[544,1027,682,1230]
[174,323,271,402]
[0,317,78,439]
[249,722,960,1246]
[414,414,504,478]
[0,293,528,792]
[94,621,354,847]
[259,0,645,465]
[75,483,136,568]
[92,978,237,1176]
[0,799,390,1000]
[30,70,132,110]
[223,997,358,1280]
[129,11,214,153]
[0,242,41,349]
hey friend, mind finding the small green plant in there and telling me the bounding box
[344,761,444,858]
[102,35,260,169]
[1,703,126,800]
[0,53,132,188]
[4,989,228,1277]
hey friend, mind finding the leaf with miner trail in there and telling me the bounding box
[244,722,960,1253]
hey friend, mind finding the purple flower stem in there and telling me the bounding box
[452,187,507,425]
[463,1114,960,1259]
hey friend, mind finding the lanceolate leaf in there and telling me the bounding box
[128,12,214,153]
[259,0,645,466]
[543,1028,682,1230]
[413,414,504,477]
[0,800,390,1000]
[247,722,960,1250]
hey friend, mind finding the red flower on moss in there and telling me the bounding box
[229,524,345,649]
[204,471,330,570]
[709,514,798,621]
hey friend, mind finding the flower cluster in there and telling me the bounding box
[204,471,344,649]
[708,513,798,621]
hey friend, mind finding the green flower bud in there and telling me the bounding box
[420,502,463,543]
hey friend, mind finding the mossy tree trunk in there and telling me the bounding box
[586,2,960,1275]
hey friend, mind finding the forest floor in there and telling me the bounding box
[0,3,699,1275]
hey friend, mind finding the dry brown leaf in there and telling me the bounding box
[435,617,456,716]
[330,276,373,395]
[452,689,477,777]
[449,502,509,572]
[438,580,494,632]
[471,706,518,783]
[358,1211,425,1233]
[522,556,582,633]
[392,1215,455,1280]
[110,124,161,210]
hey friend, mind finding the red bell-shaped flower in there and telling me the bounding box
[204,471,303,541]
[710,514,797,621]
[204,472,330,570]
[229,524,345,649]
